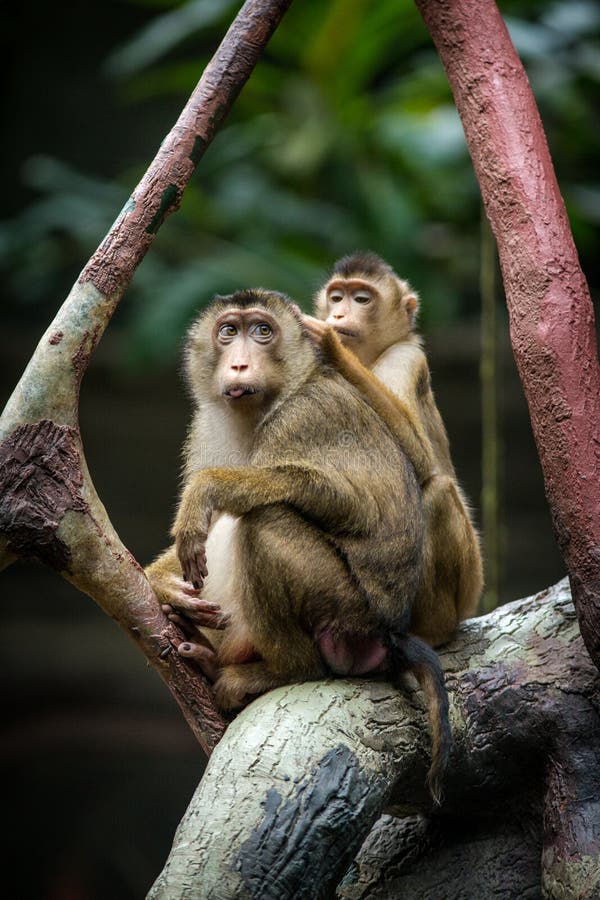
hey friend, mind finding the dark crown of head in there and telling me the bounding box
[332,251,394,280]
[212,288,292,310]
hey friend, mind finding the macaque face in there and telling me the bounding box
[213,307,282,403]
[319,278,388,366]
[315,271,417,367]
[324,279,379,338]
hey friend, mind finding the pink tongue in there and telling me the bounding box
[229,388,246,398]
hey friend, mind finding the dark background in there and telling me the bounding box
[2,1,596,896]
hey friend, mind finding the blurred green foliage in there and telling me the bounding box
[1,0,598,369]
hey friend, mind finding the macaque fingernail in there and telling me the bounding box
[160,645,173,658]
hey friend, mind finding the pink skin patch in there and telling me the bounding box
[317,628,388,676]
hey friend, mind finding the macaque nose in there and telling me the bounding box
[231,362,249,372]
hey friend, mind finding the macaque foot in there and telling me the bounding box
[162,591,229,630]
[213,670,252,710]
[177,640,220,682]
[213,663,283,710]
[148,570,200,608]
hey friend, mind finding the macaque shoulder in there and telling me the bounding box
[371,337,430,401]
[254,371,398,466]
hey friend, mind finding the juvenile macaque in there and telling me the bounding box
[147,288,450,800]
[304,252,483,646]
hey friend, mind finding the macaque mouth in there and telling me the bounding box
[333,327,358,338]
[224,385,261,399]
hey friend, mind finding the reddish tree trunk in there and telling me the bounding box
[414,0,600,668]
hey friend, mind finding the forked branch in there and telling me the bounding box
[0,0,293,754]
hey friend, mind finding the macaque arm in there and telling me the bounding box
[145,545,185,603]
[370,337,456,479]
[317,325,435,484]
[175,464,380,540]
[174,463,380,590]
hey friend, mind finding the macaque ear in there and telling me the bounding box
[313,287,328,320]
[404,292,419,325]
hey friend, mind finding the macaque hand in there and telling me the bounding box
[175,527,209,590]
[162,590,230,630]
[300,315,343,366]
[300,314,333,347]
[147,568,201,608]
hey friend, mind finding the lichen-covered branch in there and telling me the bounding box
[414,0,600,670]
[0,0,294,754]
[148,580,600,899]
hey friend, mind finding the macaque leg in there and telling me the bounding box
[214,631,325,710]
[175,464,380,588]
[410,475,482,646]
[178,622,261,684]
[450,482,484,623]
[213,507,363,709]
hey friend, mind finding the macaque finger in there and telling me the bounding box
[179,600,224,626]
[176,533,208,591]
[173,595,220,614]
[164,610,196,636]
[300,314,330,345]
[180,579,202,596]
[178,544,208,593]
[188,558,206,590]
[162,592,226,630]
[178,641,219,682]
[199,610,230,630]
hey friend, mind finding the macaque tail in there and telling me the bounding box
[388,633,450,805]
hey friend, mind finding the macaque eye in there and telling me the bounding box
[251,322,273,341]
[329,292,344,303]
[354,293,372,304]
[218,323,237,340]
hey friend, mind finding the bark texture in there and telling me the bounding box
[0,0,294,754]
[149,580,600,899]
[414,0,600,669]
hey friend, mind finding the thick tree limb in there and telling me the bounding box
[0,0,293,754]
[414,0,600,669]
[148,580,600,899]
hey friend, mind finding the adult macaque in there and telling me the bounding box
[147,288,450,800]
[304,252,483,647]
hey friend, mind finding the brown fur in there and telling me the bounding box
[310,252,483,647]
[146,288,450,802]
